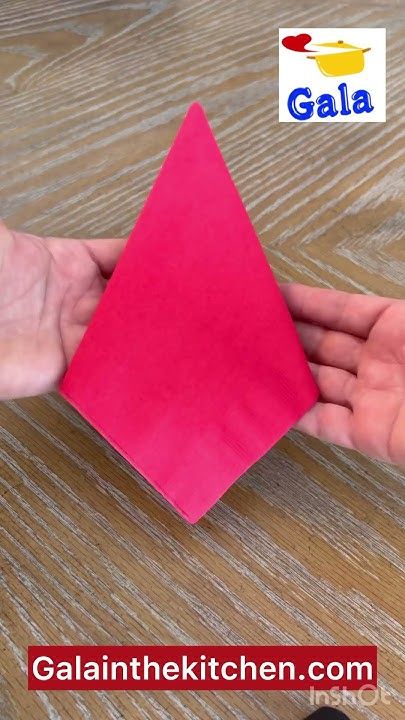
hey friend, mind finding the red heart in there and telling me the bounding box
[282,33,313,52]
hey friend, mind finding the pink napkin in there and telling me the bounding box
[60,103,318,523]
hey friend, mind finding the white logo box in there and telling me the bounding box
[278,28,386,123]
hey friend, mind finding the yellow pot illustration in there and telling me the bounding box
[307,41,370,77]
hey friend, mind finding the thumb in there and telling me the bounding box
[82,237,127,278]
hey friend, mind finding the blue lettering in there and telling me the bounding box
[287,84,374,120]
[288,87,314,121]
[338,82,351,115]
[352,89,374,114]
[316,93,338,118]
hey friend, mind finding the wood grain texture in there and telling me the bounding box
[0,1,404,718]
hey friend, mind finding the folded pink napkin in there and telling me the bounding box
[60,103,318,522]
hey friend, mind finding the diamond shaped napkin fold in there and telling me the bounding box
[59,102,318,523]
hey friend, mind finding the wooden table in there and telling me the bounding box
[0,1,404,718]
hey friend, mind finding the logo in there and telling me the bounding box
[279,28,386,122]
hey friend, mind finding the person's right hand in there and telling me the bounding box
[281,283,405,468]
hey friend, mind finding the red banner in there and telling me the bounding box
[27,645,377,691]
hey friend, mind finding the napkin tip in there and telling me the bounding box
[186,101,207,122]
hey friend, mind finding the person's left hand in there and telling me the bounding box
[0,220,124,399]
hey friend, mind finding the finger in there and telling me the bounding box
[0,218,10,235]
[295,402,354,449]
[309,363,356,408]
[0,219,13,258]
[83,238,126,277]
[295,321,363,373]
[73,291,104,326]
[281,283,393,339]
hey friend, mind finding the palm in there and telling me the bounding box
[0,222,123,399]
[282,284,405,467]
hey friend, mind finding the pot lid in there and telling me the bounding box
[314,41,361,50]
